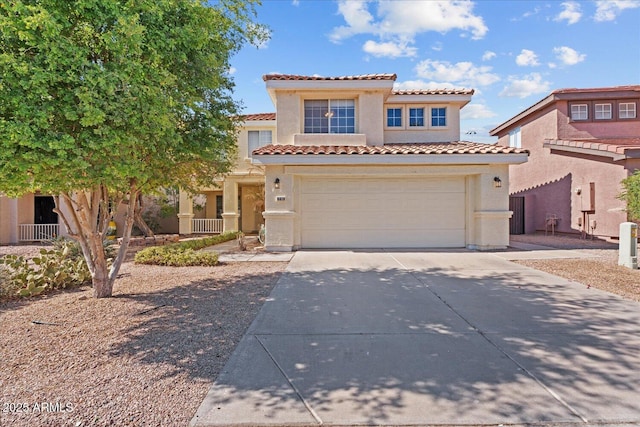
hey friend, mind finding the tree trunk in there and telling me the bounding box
[54,183,139,298]
[133,193,154,238]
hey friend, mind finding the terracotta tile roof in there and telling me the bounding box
[392,88,475,95]
[545,138,640,157]
[253,142,528,156]
[263,73,397,81]
[241,113,276,121]
[552,85,640,95]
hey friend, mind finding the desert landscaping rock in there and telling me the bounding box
[0,260,287,426]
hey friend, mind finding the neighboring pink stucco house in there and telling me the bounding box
[490,85,640,239]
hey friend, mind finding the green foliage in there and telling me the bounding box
[134,231,238,266]
[0,0,268,197]
[620,170,640,222]
[0,240,94,299]
[134,246,219,267]
[0,0,268,297]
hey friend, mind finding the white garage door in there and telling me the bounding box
[300,176,466,248]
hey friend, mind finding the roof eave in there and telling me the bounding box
[490,93,557,136]
[543,142,637,161]
[252,153,529,166]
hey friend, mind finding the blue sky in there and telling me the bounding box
[229,0,640,143]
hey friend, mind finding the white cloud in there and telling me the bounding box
[415,59,500,87]
[330,0,488,56]
[553,46,586,65]
[431,41,443,52]
[460,103,497,119]
[228,66,237,75]
[594,0,640,22]
[516,49,540,66]
[292,0,300,5]
[500,73,551,98]
[555,1,582,24]
[363,39,417,58]
[394,80,457,91]
[330,0,375,42]
[482,50,496,61]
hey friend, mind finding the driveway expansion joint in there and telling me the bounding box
[254,334,323,425]
[385,252,590,425]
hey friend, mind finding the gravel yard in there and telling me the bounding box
[510,233,640,302]
[1,233,638,426]
[1,256,287,426]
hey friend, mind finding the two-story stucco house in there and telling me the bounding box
[178,73,528,251]
[490,85,640,239]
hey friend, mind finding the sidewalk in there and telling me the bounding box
[200,237,294,262]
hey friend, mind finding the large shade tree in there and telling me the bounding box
[0,0,268,297]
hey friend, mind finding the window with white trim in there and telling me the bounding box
[409,107,425,127]
[595,103,612,120]
[508,127,521,148]
[248,130,272,156]
[570,104,588,121]
[304,99,355,134]
[386,107,402,127]
[619,102,637,119]
[431,107,447,127]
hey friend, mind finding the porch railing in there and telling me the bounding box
[191,219,223,234]
[19,224,59,242]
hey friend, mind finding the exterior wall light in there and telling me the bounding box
[493,177,502,188]
[274,178,280,189]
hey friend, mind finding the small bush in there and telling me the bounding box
[134,231,237,266]
[0,239,93,299]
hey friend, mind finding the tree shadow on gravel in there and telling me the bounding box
[107,268,284,384]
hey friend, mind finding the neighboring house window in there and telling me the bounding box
[595,103,612,120]
[387,108,402,127]
[509,127,521,148]
[409,107,425,127]
[570,104,588,121]
[248,130,272,156]
[304,99,355,134]
[431,107,447,127]
[620,102,637,119]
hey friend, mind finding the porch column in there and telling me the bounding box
[471,168,511,250]
[177,189,194,235]
[222,179,239,232]
[9,197,18,244]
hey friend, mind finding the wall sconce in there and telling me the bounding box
[493,177,502,188]
[274,178,280,189]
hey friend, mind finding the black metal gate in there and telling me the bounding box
[509,196,525,235]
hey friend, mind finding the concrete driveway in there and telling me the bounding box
[191,250,640,426]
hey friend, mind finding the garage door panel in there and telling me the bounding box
[300,177,466,248]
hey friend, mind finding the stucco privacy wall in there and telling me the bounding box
[261,164,512,251]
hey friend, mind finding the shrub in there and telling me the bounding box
[0,239,93,298]
[620,170,640,222]
[134,231,237,266]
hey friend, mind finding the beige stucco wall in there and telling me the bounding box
[236,120,276,170]
[272,89,387,147]
[383,103,463,143]
[261,164,512,251]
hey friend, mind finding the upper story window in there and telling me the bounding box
[595,103,612,120]
[304,99,355,134]
[409,107,425,127]
[248,130,272,156]
[620,102,637,119]
[387,108,402,127]
[570,104,588,121]
[431,107,447,127]
[509,127,521,148]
